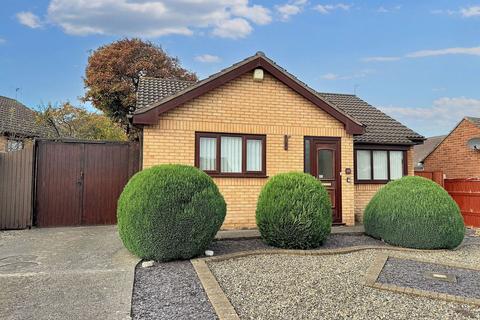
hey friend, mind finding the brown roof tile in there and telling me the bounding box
[413,135,446,165]
[318,93,424,145]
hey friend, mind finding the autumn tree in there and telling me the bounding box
[83,38,197,138]
[36,103,127,141]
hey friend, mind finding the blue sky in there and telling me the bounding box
[1,0,480,137]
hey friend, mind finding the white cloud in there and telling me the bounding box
[364,45,480,62]
[321,69,373,80]
[362,56,401,62]
[432,6,480,17]
[195,54,221,63]
[232,4,271,25]
[380,97,480,135]
[376,5,401,13]
[430,9,456,15]
[212,18,252,39]
[460,6,480,17]
[276,0,307,21]
[314,3,351,14]
[16,11,43,29]
[321,73,340,80]
[0,38,5,44]
[406,46,480,58]
[45,0,271,39]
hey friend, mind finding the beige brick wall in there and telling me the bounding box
[143,71,355,229]
[423,119,480,179]
[354,147,415,222]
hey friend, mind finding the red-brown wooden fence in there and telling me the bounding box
[414,170,444,187]
[0,144,35,229]
[444,179,480,227]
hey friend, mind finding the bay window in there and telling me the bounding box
[355,147,407,183]
[195,132,266,177]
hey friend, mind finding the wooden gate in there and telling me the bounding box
[0,145,35,229]
[444,179,480,227]
[35,140,139,227]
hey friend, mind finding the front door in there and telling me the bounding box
[310,138,342,224]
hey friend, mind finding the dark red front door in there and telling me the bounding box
[310,138,342,224]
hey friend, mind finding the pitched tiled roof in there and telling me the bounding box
[466,116,480,128]
[318,93,424,145]
[136,74,423,145]
[136,78,194,110]
[413,135,446,165]
[0,96,57,138]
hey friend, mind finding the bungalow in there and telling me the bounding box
[133,52,424,229]
[0,95,56,152]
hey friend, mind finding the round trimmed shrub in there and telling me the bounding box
[256,172,332,249]
[364,176,464,249]
[117,164,226,261]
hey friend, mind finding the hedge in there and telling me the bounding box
[364,176,464,249]
[256,172,332,249]
[117,164,226,261]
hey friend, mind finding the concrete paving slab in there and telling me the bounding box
[0,226,139,320]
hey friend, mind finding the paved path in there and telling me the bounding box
[0,226,139,320]
[215,225,365,240]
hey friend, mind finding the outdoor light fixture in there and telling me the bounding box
[253,68,264,81]
[284,135,290,150]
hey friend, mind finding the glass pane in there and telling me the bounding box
[221,136,242,173]
[373,151,388,180]
[356,150,371,180]
[7,139,23,152]
[246,139,262,171]
[389,151,404,180]
[317,149,334,179]
[199,137,216,171]
[304,139,311,173]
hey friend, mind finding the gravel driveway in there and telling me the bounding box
[130,233,384,319]
[209,242,480,319]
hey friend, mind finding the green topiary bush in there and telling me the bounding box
[256,172,332,249]
[117,164,226,261]
[364,176,464,249]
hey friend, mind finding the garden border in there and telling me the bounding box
[191,243,479,320]
[364,253,480,307]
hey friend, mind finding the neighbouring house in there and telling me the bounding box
[0,96,56,152]
[413,135,446,170]
[133,52,424,229]
[422,117,480,179]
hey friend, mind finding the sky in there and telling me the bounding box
[1,0,480,137]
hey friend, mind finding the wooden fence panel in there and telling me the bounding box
[444,179,480,227]
[414,170,444,187]
[0,145,34,229]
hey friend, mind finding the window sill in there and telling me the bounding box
[207,174,269,178]
[354,180,390,184]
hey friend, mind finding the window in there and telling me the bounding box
[195,133,266,177]
[355,148,406,183]
[7,139,24,152]
[356,150,371,180]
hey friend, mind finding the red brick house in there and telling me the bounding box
[422,117,480,179]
